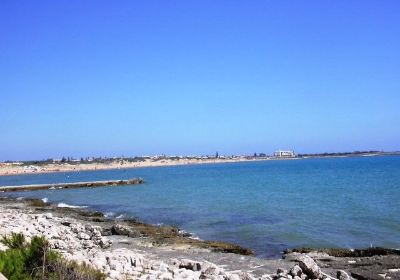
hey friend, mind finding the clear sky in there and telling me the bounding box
[1,1,399,160]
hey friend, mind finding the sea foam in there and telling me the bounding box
[57,202,88,209]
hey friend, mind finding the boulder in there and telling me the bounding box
[277,268,287,274]
[158,272,173,280]
[337,270,351,280]
[179,259,202,271]
[174,268,197,279]
[297,255,321,279]
[237,271,254,280]
[101,227,112,236]
[77,232,91,240]
[226,274,241,280]
[111,224,140,237]
[61,221,72,226]
[96,237,112,249]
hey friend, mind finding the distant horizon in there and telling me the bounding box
[1,1,399,161]
[1,149,398,162]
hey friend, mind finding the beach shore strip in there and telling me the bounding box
[0,157,272,176]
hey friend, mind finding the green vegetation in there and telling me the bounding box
[0,233,105,280]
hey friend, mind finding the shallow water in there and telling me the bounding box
[1,156,399,258]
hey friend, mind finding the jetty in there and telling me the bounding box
[0,178,144,193]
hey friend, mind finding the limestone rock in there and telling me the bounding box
[111,224,140,237]
[297,255,322,279]
[77,232,91,240]
[237,271,254,280]
[289,265,302,277]
[337,270,351,280]
[178,259,202,271]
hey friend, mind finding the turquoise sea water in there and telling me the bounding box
[1,156,399,258]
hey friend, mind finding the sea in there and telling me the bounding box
[1,155,399,258]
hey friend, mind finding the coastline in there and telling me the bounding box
[0,197,288,279]
[0,197,399,280]
[2,152,398,177]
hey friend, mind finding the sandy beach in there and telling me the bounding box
[0,157,268,176]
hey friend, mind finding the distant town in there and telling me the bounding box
[1,150,399,166]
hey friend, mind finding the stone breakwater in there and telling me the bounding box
[0,178,144,192]
[0,200,398,280]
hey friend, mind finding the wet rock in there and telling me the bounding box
[285,247,400,258]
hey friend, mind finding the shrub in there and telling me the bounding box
[0,233,105,280]
[0,249,31,280]
[1,233,26,249]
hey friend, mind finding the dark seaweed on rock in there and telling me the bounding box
[26,198,51,207]
[121,219,255,255]
[284,247,400,257]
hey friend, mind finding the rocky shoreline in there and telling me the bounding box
[0,197,399,280]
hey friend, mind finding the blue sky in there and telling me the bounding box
[1,1,399,160]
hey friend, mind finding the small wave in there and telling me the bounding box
[42,198,49,203]
[116,214,125,219]
[104,212,115,218]
[178,229,201,240]
[16,197,24,200]
[57,202,88,209]
[189,234,201,240]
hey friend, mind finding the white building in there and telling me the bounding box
[274,150,296,158]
